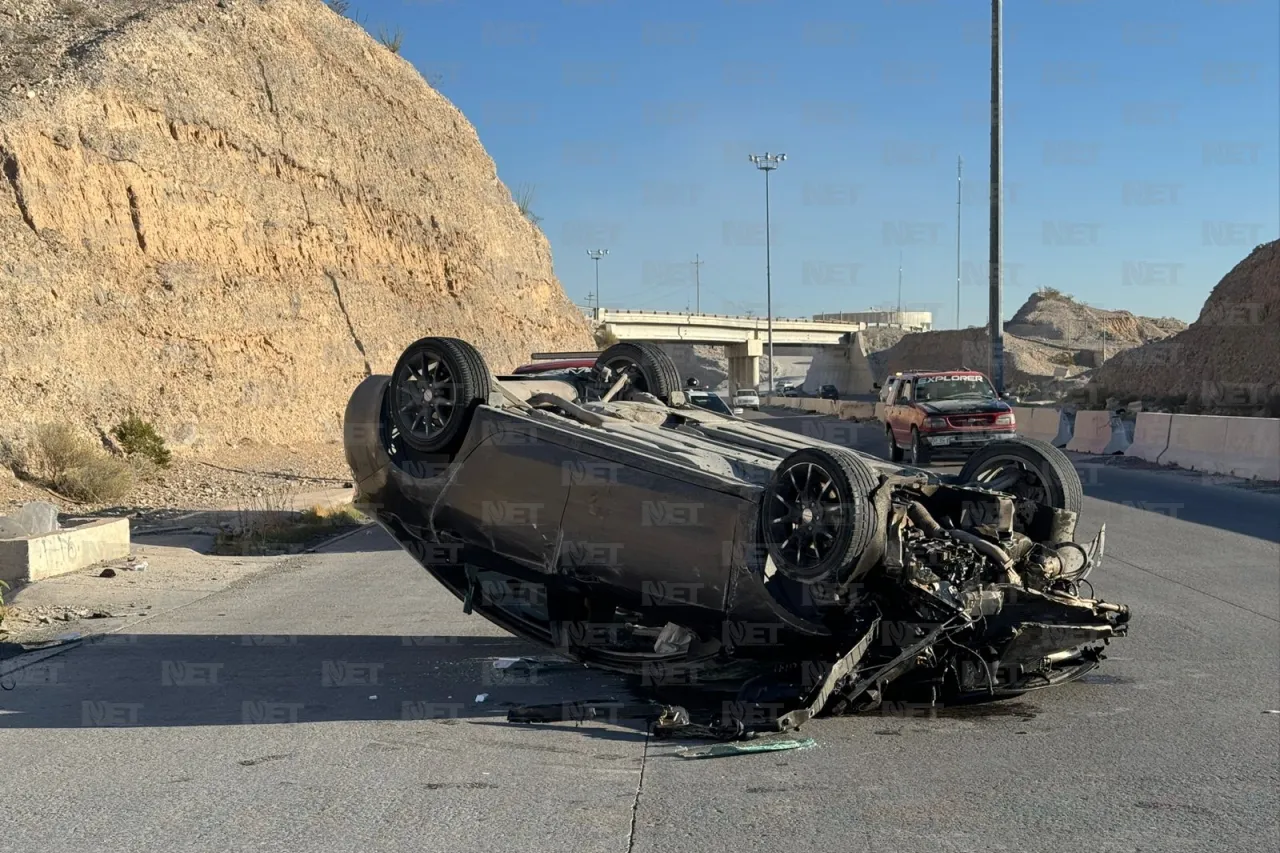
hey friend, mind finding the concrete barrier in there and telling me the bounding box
[1052,410,1074,448]
[1126,412,1172,463]
[1014,407,1060,443]
[0,517,131,584]
[1221,417,1280,480]
[837,401,876,421]
[1066,410,1114,454]
[1159,415,1232,475]
[1101,414,1134,455]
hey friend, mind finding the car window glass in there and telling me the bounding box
[898,381,912,402]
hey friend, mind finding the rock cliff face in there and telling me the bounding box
[0,0,593,449]
[1090,241,1279,409]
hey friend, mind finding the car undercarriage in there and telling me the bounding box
[343,338,1130,739]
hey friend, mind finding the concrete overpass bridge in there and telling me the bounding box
[596,309,874,392]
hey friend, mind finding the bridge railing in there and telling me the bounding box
[599,309,857,325]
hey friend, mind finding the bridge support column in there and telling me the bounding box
[725,340,762,394]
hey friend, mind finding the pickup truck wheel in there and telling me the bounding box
[762,447,879,587]
[886,426,905,463]
[957,436,1083,534]
[594,342,681,402]
[909,427,931,466]
[389,337,491,454]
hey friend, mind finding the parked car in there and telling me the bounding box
[733,388,761,411]
[783,385,802,398]
[877,369,1016,465]
[343,337,1124,736]
[818,384,839,401]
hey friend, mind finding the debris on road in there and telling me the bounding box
[676,738,818,760]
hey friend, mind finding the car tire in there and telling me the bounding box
[761,447,880,587]
[887,426,905,463]
[388,337,491,454]
[957,436,1083,532]
[594,342,681,402]
[909,427,931,466]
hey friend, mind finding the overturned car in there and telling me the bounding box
[344,338,1129,735]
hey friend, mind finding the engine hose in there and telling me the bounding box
[906,502,947,538]
[947,529,1015,571]
[906,500,1016,572]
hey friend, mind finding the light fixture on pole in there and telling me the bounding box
[587,249,609,321]
[748,152,785,390]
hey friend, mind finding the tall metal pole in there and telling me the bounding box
[692,253,704,314]
[749,153,786,392]
[988,0,1005,392]
[587,248,608,321]
[897,251,903,317]
[956,155,963,330]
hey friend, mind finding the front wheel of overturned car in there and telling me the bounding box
[593,342,681,402]
[762,447,880,588]
[957,435,1083,535]
[388,337,492,455]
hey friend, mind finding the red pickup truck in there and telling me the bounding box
[877,370,1016,465]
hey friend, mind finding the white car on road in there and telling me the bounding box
[733,389,761,411]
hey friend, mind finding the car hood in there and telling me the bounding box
[916,398,1010,415]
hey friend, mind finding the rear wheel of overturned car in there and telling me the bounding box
[762,447,880,587]
[388,337,491,454]
[958,436,1083,535]
[594,342,681,402]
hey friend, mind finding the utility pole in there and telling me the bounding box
[988,0,1005,392]
[956,155,963,330]
[691,254,704,314]
[749,153,786,395]
[897,251,903,318]
[587,249,609,321]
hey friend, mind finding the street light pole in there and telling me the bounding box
[749,152,785,391]
[956,155,963,330]
[691,253,704,314]
[897,251,903,318]
[988,0,1005,392]
[587,249,609,321]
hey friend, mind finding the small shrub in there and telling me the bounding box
[3,423,135,503]
[54,457,134,503]
[376,26,404,53]
[325,0,351,14]
[594,327,620,348]
[110,413,172,469]
[34,423,95,479]
[514,183,542,226]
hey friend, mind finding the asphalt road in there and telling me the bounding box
[2,410,1277,853]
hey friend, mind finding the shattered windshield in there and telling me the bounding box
[914,375,997,402]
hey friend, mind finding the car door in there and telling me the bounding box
[889,379,913,444]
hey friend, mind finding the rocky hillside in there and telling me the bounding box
[0,0,593,450]
[1090,240,1279,412]
[1007,290,1186,344]
[872,290,1190,399]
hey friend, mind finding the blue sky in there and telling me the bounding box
[346,0,1278,327]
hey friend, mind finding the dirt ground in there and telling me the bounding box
[0,441,352,517]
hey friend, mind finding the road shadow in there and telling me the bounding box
[0,633,655,734]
